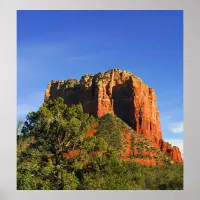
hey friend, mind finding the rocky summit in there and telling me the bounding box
[44,68,183,163]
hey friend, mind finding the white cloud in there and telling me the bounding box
[169,121,183,134]
[166,139,184,157]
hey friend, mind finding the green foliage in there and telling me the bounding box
[17,147,54,190]
[96,114,123,151]
[144,164,184,190]
[80,136,108,152]
[17,98,183,190]
[21,98,95,154]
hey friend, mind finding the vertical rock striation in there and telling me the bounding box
[44,68,183,162]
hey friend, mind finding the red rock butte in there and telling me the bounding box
[44,68,183,163]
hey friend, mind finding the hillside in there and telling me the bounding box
[63,113,180,166]
[17,98,183,190]
[44,68,183,163]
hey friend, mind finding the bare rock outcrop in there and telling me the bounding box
[44,68,183,162]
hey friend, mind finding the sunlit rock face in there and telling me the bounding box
[44,68,183,162]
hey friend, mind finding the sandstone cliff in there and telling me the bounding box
[44,68,183,163]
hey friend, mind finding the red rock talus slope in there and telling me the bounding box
[44,68,183,162]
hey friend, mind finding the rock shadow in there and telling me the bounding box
[112,80,136,130]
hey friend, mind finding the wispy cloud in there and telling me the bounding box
[17,104,38,117]
[169,121,183,134]
[160,105,183,135]
[17,92,44,119]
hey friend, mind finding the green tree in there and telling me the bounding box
[96,114,123,151]
[18,98,95,189]
[17,98,183,190]
[16,119,24,136]
[21,98,94,157]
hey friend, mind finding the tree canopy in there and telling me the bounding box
[17,97,183,190]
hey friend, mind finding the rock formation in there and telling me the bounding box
[44,68,183,162]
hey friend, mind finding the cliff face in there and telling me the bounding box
[44,68,183,163]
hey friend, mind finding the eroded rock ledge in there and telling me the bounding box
[44,68,183,162]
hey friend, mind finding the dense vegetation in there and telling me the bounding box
[17,98,183,190]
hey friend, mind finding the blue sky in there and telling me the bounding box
[17,10,183,154]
